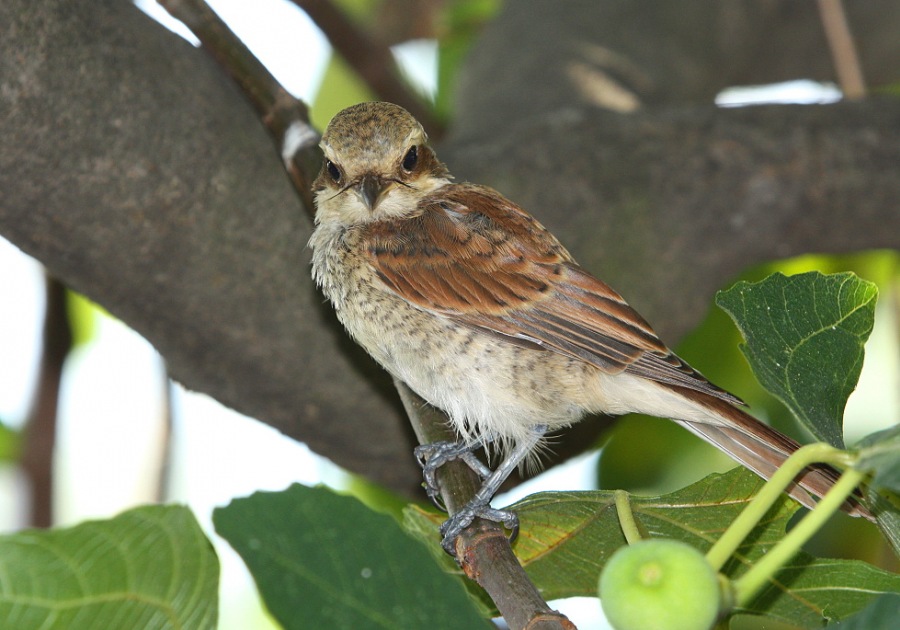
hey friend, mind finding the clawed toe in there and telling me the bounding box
[414,440,491,511]
[415,441,460,510]
[439,503,519,554]
[414,426,547,556]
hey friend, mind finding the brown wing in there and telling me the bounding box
[363,183,739,404]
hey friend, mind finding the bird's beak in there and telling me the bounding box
[356,174,387,212]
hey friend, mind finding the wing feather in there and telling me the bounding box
[364,183,740,405]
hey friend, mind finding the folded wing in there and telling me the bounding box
[363,183,740,405]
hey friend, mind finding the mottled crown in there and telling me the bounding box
[320,102,427,164]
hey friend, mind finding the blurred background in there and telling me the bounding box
[1,1,898,628]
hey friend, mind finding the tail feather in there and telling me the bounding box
[676,392,872,521]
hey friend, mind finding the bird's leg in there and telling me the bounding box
[430,425,548,554]
[414,439,493,510]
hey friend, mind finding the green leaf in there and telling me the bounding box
[0,505,218,630]
[213,484,491,630]
[871,505,900,560]
[833,592,900,629]
[716,271,878,447]
[408,468,900,626]
[506,468,774,601]
[855,427,900,555]
[856,425,900,493]
[401,502,497,616]
[746,556,900,626]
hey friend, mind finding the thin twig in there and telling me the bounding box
[158,0,321,218]
[20,275,72,527]
[817,0,866,100]
[394,380,575,630]
[288,0,445,139]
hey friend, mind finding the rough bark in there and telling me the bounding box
[1,0,417,488]
[441,101,900,345]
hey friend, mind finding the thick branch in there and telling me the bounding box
[454,0,900,134]
[1,0,422,489]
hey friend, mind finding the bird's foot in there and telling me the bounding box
[439,500,519,554]
[414,440,492,510]
[416,427,547,555]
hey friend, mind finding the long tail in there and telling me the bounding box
[675,391,872,521]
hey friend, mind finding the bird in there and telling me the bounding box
[308,101,869,553]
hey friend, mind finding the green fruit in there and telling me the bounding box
[599,539,721,630]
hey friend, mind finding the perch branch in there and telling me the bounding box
[394,380,574,630]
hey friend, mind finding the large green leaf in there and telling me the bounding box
[716,271,878,447]
[0,505,218,630]
[214,484,491,630]
[407,467,900,626]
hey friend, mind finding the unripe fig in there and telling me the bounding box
[599,539,721,630]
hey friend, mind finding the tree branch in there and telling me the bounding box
[817,0,866,99]
[288,0,445,139]
[159,0,320,216]
[394,381,574,630]
[20,276,72,527]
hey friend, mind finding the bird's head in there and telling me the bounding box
[313,102,451,225]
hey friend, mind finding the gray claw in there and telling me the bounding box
[415,425,547,556]
[439,503,520,554]
[414,440,489,511]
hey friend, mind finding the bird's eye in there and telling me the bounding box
[325,159,341,183]
[402,146,418,172]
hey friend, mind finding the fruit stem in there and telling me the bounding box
[732,465,866,606]
[706,443,853,571]
[614,490,644,545]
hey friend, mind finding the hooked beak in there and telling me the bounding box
[356,174,387,211]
